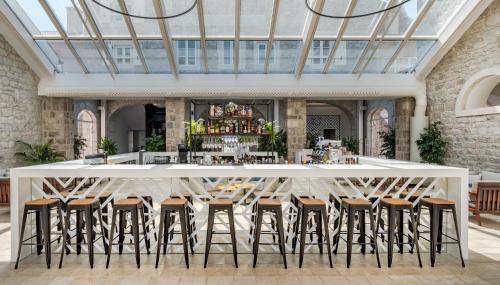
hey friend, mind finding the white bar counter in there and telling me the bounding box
[10,157,469,261]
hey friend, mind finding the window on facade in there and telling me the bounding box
[223,41,233,65]
[456,67,500,117]
[310,41,330,65]
[487,83,500,107]
[257,43,276,65]
[178,40,196,65]
[115,46,132,64]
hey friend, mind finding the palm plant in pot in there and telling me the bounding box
[15,140,65,165]
[98,137,118,156]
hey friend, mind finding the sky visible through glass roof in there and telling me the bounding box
[6,0,465,75]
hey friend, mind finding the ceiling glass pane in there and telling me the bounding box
[44,0,88,37]
[329,41,368,73]
[241,0,273,36]
[124,0,160,36]
[239,41,267,73]
[388,40,435,73]
[204,0,234,37]
[415,0,465,36]
[173,40,202,73]
[382,0,426,36]
[275,0,307,37]
[71,40,109,73]
[268,41,301,74]
[315,0,348,37]
[6,0,58,36]
[363,41,401,73]
[303,40,334,73]
[105,40,144,73]
[88,0,129,36]
[139,40,171,73]
[37,40,83,73]
[207,40,234,73]
[344,0,386,36]
[163,0,200,37]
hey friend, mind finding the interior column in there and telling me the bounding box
[165,97,186,152]
[285,98,307,162]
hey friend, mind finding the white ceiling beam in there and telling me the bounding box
[153,0,178,78]
[39,0,88,73]
[382,0,436,73]
[415,0,495,80]
[234,0,241,74]
[263,0,280,74]
[322,0,357,73]
[117,0,149,73]
[77,0,119,74]
[196,0,208,73]
[294,0,325,79]
[352,0,396,74]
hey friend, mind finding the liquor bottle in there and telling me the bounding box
[235,121,239,134]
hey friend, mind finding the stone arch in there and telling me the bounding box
[77,109,97,157]
[367,107,390,157]
[456,66,500,117]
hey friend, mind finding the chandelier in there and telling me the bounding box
[305,0,412,19]
[90,0,197,19]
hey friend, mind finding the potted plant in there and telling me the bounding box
[73,135,87,159]
[98,137,118,156]
[341,137,359,155]
[15,140,65,165]
[379,127,396,159]
[145,130,166,152]
[416,121,448,164]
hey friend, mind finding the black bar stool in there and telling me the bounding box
[253,198,287,268]
[334,198,380,268]
[376,198,422,268]
[293,198,333,268]
[106,198,150,269]
[155,197,192,268]
[59,198,107,268]
[204,198,238,268]
[417,198,465,267]
[15,199,65,269]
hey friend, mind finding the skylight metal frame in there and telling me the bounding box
[263,0,280,74]
[153,0,178,78]
[234,0,241,74]
[196,0,208,73]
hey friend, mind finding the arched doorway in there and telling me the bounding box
[368,108,390,157]
[77,110,97,157]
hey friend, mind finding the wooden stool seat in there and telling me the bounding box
[342,198,371,206]
[171,192,192,197]
[114,198,142,206]
[26,198,59,206]
[68,198,98,206]
[298,198,325,206]
[381,198,412,206]
[161,198,187,206]
[258,198,281,206]
[421,197,455,205]
[209,198,233,206]
[87,192,112,199]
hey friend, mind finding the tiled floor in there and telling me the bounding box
[1,210,500,285]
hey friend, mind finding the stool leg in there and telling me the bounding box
[437,209,443,253]
[204,206,215,268]
[315,210,323,254]
[118,211,125,255]
[451,206,466,267]
[346,207,354,268]
[252,207,263,268]
[409,207,422,268]
[101,200,109,241]
[397,209,404,254]
[35,211,43,255]
[275,208,287,269]
[155,208,166,268]
[84,206,94,268]
[286,197,295,243]
[359,209,366,254]
[59,207,71,269]
[228,207,238,268]
[334,206,344,254]
[76,210,83,255]
[96,207,108,253]
[14,208,28,270]
[299,208,308,268]
[139,206,150,255]
[185,205,195,255]
[430,206,438,267]
[292,206,301,254]
[41,207,52,269]
[387,206,395,268]
[249,202,257,244]
[106,209,118,269]
[321,206,333,268]
[369,207,381,268]
[131,207,141,269]
[179,207,190,269]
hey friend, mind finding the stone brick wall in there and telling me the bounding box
[165,98,186,151]
[0,34,41,168]
[395,97,414,161]
[41,97,75,160]
[426,1,500,172]
[285,98,307,162]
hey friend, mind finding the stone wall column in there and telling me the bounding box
[285,98,307,162]
[41,97,75,160]
[165,98,186,151]
[395,97,415,161]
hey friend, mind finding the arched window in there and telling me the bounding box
[77,110,97,157]
[368,108,390,157]
[456,67,500,117]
